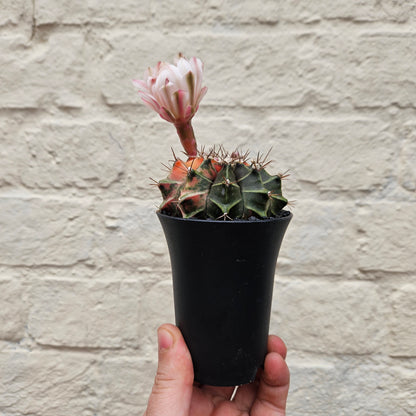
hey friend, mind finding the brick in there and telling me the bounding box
[357,203,416,273]
[347,34,416,108]
[20,121,127,189]
[28,279,142,348]
[399,122,416,192]
[278,0,411,23]
[279,32,416,109]
[389,365,416,414]
[1,116,169,196]
[0,119,22,187]
[0,0,31,26]
[0,34,85,109]
[94,199,169,270]
[272,280,387,354]
[97,357,155,416]
[388,284,416,357]
[151,0,411,25]
[0,351,98,416]
[287,357,402,416]
[259,118,396,192]
[36,0,150,25]
[0,197,93,266]
[279,201,357,276]
[151,0,281,25]
[139,280,175,354]
[0,280,27,341]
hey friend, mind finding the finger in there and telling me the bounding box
[145,324,194,416]
[234,336,287,410]
[268,335,287,359]
[251,352,290,415]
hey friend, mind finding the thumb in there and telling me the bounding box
[144,324,194,416]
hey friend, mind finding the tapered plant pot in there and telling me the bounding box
[157,211,292,386]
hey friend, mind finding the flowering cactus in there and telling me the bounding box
[133,54,207,157]
[134,55,288,220]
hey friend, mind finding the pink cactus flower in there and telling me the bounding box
[133,55,207,156]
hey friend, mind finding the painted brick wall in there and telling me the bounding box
[1,1,415,415]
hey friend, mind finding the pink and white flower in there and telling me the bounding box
[133,54,207,156]
[133,55,207,125]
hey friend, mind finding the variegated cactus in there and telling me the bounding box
[157,151,287,219]
[134,54,288,220]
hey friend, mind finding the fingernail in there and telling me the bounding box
[158,327,173,351]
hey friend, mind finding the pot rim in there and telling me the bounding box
[156,210,292,224]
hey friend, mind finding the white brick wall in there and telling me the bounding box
[1,1,415,415]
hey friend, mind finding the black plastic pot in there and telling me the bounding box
[157,211,292,386]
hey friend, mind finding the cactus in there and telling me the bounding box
[157,151,288,220]
[134,54,289,220]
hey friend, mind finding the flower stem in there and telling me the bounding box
[175,120,197,157]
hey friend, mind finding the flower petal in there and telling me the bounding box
[140,94,161,112]
[159,107,176,123]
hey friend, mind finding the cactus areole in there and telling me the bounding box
[134,55,292,386]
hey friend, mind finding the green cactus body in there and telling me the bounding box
[233,163,270,218]
[206,164,243,220]
[259,169,288,216]
[158,153,288,220]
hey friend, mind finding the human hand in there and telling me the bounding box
[144,323,290,416]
